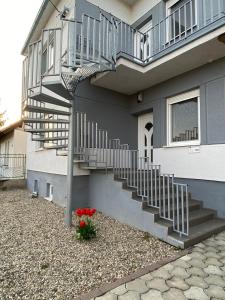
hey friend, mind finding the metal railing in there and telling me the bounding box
[25,13,117,94]
[117,0,225,63]
[0,155,26,180]
[73,111,189,236]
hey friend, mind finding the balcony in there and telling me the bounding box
[92,0,225,94]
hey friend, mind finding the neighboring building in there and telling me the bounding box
[0,120,26,155]
[0,120,27,180]
[22,0,225,248]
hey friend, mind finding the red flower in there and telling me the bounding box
[79,221,86,228]
[75,209,82,217]
[87,210,93,217]
[91,208,96,215]
[80,209,84,215]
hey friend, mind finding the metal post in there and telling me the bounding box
[65,97,75,227]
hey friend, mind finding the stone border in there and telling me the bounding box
[75,248,192,300]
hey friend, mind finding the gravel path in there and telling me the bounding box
[0,188,180,300]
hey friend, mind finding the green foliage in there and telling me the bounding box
[0,111,6,127]
[75,218,96,240]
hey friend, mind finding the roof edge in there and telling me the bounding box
[21,0,50,56]
[0,120,23,137]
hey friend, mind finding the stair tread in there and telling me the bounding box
[189,208,216,219]
[155,208,216,229]
[169,218,225,246]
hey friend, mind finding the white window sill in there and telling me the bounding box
[163,142,200,149]
[44,197,53,202]
[35,148,45,152]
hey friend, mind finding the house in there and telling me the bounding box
[22,0,225,248]
[0,120,26,180]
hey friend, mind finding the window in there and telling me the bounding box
[46,183,53,201]
[166,0,197,41]
[33,180,39,194]
[134,19,153,61]
[41,31,55,75]
[167,89,200,146]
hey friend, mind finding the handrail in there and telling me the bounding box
[117,0,225,64]
[73,111,189,237]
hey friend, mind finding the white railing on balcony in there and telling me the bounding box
[25,13,117,93]
[0,155,26,180]
[118,0,225,63]
[73,111,189,237]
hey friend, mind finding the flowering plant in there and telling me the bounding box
[74,208,97,240]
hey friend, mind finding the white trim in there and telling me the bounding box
[166,0,180,13]
[167,89,201,147]
[165,0,198,43]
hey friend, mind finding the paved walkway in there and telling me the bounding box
[94,232,225,300]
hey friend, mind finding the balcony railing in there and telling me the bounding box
[117,0,225,64]
[22,13,117,97]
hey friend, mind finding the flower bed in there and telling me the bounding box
[0,189,181,299]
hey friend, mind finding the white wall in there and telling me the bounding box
[86,0,161,24]
[13,129,27,154]
[26,133,90,176]
[131,0,161,23]
[87,0,132,23]
[0,133,14,155]
[154,144,225,182]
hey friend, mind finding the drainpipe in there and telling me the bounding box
[64,96,76,227]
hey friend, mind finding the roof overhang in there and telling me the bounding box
[0,120,23,137]
[21,0,60,56]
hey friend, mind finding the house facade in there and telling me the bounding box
[0,120,27,180]
[22,0,225,248]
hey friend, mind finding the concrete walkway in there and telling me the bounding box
[94,231,225,300]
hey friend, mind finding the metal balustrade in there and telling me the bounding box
[24,13,117,96]
[0,155,26,180]
[117,0,225,63]
[73,111,189,237]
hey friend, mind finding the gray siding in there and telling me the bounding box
[175,178,225,219]
[76,80,138,148]
[27,170,89,209]
[130,57,225,147]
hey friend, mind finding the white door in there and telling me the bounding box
[134,19,153,61]
[138,113,153,162]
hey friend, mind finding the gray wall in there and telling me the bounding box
[175,178,225,219]
[76,80,138,148]
[27,170,89,209]
[130,57,225,148]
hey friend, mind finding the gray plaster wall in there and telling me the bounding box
[27,170,89,209]
[130,57,225,147]
[88,170,182,247]
[175,178,225,219]
[75,80,138,148]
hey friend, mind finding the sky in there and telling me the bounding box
[0,0,43,125]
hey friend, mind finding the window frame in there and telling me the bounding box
[167,89,201,147]
[134,18,153,61]
[166,0,198,43]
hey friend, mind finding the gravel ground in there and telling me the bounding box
[0,188,181,300]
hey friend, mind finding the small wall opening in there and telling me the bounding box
[46,182,53,201]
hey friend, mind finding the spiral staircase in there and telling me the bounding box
[21,13,225,248]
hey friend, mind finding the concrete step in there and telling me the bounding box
[169,218,225,248]
[155,208,216,233]
[187,208,216,227]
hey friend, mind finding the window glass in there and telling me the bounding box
[171,97,198,142]
[169,0,196,39]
